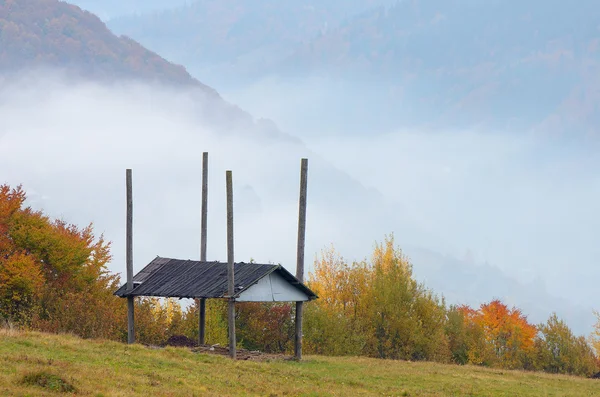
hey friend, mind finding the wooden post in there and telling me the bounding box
[295,158,308,360]
[199,152,208,346]
[201,152,208,261]
[198,300,206,346]
[126,169,135,345]
[226,170,236,359]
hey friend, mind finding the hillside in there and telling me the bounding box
[107,0,393,87]
[283,0,600,135]
[0,0,304,137]
[0,0,212,89]
[107,0,600,137]
[0,330,598,396]
[67,0,190,21]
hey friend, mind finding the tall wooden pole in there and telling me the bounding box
[295,158,308,360]
[199,152,208,346]
[126,169,135,344]
[201,152,208,261]
[226,170,236,359]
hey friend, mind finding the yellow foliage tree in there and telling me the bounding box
[363,236,449,361]
[537,313,598,376]
[592,311,600,357]
[305,236,450,361]
[304,246,369,355]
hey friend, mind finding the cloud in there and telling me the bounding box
[0,71,391,280]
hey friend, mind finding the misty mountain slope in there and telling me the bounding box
[67,0,190,21]
[405,247,595,334]
[0,0,309,138]
[108,0,600,137]
[278,0,600,135]
[0,0,211,88]
[107,0,394,88]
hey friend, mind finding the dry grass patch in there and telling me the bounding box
[20,371,76,393]
[0,331,598,396]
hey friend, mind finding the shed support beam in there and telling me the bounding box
[198,298,206,345]
[226,170,236,359]
[127,297,134,343]
[126,169,135,344]
[199,152,208,346]
[295,158,308,360]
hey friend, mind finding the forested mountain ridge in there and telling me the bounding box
[0,0,316,141]
[282,0,600,134]
[107,0,600,136]
[62,0,190,21]
[106,0,392,85]
[0,0,215,90]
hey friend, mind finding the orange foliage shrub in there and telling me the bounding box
[0,184,125,339]
[456,300,537,369]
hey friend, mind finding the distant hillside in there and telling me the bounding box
[108,0,600,137]
[282,0,600,134]
[68,0,190,21]
[0,0,321,139]
[107,0,392,86]
[406,246,595,335]
[0,0,213,90]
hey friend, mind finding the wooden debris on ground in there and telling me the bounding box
[192,344,294,362]
[144,334,294,361]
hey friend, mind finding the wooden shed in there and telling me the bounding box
[115,256,317,302]
[117,154,313,359]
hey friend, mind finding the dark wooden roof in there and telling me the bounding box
[114,257,317,300]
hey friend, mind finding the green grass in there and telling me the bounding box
[21,371,76,393]
[0,329,598,396]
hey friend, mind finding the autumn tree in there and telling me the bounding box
[449,300,537,369]
[236,302,295,353]
[593,311,600,359]
[0,186,44,324]
[131,297,188,346]
[0,184,125,339]
[535,313,598,377]
[445,306,469,364]
[446,305,495,366]
[474,300,538,369]
[180,299,229,346]
[362,236,450,361]
[304,246,370,356]
[305,236,450,361]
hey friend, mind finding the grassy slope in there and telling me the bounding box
[0,330,597,397]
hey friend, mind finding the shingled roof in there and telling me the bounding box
[114,257,317,301]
